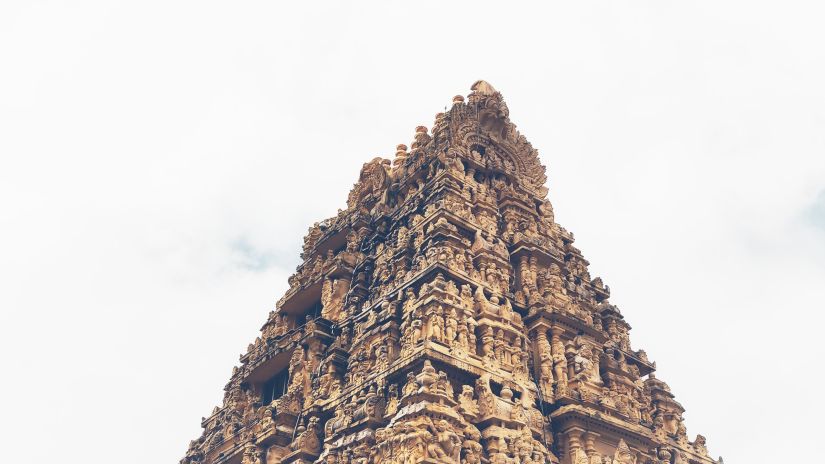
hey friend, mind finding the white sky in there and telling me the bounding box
[1,2,823,463]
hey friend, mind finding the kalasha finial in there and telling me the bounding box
[393,144,408,168]
[432,112,449,138]
[410,126,430,150]
[396,144,408,156]
[452,95,465,105]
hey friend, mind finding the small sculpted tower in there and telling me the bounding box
[182,82,719,464]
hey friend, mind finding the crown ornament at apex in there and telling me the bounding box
[182,81,720,464]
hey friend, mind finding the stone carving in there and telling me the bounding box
[613,439,637,464]
[550,331,568,397]
[571,337,603,385]
[693,435,709,456]
[240,444,262,464]
[182,82,719,464]
[321,277,350,321]
[292,416,322,455]
[535,330,555,399]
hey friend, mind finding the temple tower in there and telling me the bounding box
[182,81,719,464]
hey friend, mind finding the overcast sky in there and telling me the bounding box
[1,2,823,463]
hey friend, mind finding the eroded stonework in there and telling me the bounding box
[182,81,719,464]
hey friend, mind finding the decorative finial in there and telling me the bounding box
[452,95,465,105]
[393,144,408,168]
[410,125,431,151]
[470,80,498,95]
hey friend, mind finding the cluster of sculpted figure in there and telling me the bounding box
[400,285,479,356]
[372,418,457,464]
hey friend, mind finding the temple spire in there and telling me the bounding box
[182,82,720,464]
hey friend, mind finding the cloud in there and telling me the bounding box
[807,189,825,231]
[228,237,280,273]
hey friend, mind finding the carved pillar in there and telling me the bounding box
[584,431,600,463]
[550,327,568,397]
[566,428,586,464]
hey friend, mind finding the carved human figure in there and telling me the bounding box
[455,318,470,351]
[480,326,495,361]
[433,307,446,343]
[494,329,506,364]
[486,263,499,291]
[321,277,334,312]
[405,422,429,462]
[395,223,410,247]
[258,404,275,432]
[426,307,442,342]
[402,372,418,397]
[375,343,389,370]
[423,419,460,464]
[445,279,459,299]
[458,385,479,418]
[454,252,467,274]
[612,439,637,464]
[550,332,568,396]
[462,435,484,464]
[541,263,567,305]
[400,287,416,314]
[351,442,370,464]
[501,297,514,322]
[409,318,423,346]
[241,444,262,464]
[569,448,590,464]
[519,255,532,295]
[287,346,307,394]
[317,362,340,400]
[489,450,509,464]
[573,343,602,384]
[475,374,496,417]
[325,406,344,437]
[445,308,458,345]
[272,313,287,337]
[466,317,478,350]
[436,371,454,398]
[372,428,389,463]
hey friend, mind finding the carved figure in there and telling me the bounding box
[613,439,637,464]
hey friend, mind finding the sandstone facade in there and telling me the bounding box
[181,81,719,464]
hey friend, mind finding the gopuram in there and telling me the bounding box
[182,81,720,464]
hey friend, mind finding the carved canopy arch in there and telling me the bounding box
[454,125,548,197]
[347,157,392,209]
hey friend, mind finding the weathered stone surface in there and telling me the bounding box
[181,82,719,464]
